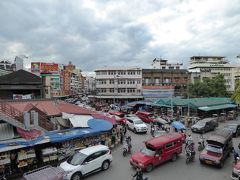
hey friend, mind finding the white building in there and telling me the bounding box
[84,76,96,94]
[151,58,183,69]
[95,67,143,104]
[188,56,237,92]
[14,56,24,71]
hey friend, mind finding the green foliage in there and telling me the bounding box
[231,79,240,103]
[188,74,228,98]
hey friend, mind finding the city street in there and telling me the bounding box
[85,120,238,180]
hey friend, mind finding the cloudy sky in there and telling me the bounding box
[0,0,240,71]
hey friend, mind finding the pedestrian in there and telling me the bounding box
[123,124,127,135]
[111,127,117,147]
[120,128,124,144]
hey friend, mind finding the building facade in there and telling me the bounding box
[188,56,237,92]
[95,67,143,104]
[151,58,183,69]
[142,68,190,98]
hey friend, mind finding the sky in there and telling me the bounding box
[0,0,240,72]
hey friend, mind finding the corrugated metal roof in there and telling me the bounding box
[8,100,61,116]
[0,123,14,141]
[57,101,94,115]
[69,115,93,128]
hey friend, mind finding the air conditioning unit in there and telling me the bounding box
[23,112,30,130]
[33,111,39,127]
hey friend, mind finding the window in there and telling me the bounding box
[165,142,173,149]
[109,88,114,93]
[109,79,114,84]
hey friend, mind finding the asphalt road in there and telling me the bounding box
[85,120,239,180]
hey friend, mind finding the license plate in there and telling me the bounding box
[205,160,212,164]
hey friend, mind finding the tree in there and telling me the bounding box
[188,74,228,98]
[231,79,240,103]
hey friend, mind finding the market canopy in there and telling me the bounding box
[87,119,113,131]
[198,104,237,111]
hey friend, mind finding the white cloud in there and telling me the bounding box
[0,0,239,70]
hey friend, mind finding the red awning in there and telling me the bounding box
[92,113,117,124]
[17,128,42,140]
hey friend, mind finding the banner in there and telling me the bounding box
[31,62,59,73]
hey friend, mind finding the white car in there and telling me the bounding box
[126,114,148,133]
[60,145,112,180]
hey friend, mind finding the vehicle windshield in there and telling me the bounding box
[67,152,88,166]
[206,145,223,154]
[196,121,206,126]
[140,147,155,156]
[224,124,237,130]
[134,120,143,124]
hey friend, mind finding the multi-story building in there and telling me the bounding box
[95,67,143,104]
[84,76,96,95]
[151,58,183,69]
[63,62,82,96]
[0,60,14,71]
[188,56,237,92]
[143,59,190,99]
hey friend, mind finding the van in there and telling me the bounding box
[191,118,218,134]
[135,111,155,123]
[199,129,232,168]
[129,133,184,172]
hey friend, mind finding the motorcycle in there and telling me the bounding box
[232,157,240,179]
[198,141,205,151]
[186,151,195,164]
[132,175,148,180]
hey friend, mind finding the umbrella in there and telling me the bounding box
[171,121,186,130]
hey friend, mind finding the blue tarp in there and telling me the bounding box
[88,119,113,131]
[47,128,104,143]
[171,121,186,130]
[0,136,45,149]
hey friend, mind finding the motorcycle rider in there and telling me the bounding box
[185,134,193,149]
[132,167,144,180]
[186,141,196,161]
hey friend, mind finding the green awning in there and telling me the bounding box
[198,104,237,111]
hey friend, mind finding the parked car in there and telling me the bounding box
[199,129,232,168]
[129,133,184,172]
[135,111,156,123]
[59,145,112,180]
[125,114,148,133]
[191,118,218,134]
[108,111,127,124]
[223,123,240,137]
[23,165,64,180]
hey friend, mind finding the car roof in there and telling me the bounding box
[126,115,142,121]
[145,133,183,149]
[136,111,153,115]
[79,145,109,155]
[199,118,215,122]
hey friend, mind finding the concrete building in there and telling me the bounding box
[14,56,24,71]
[63,62,82,96]
[151,58,183,69]
[142,68,190,99]
[84,76,96,94]
[95,67,143,104]
[188,56,237,92]
[0,60,14,71]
